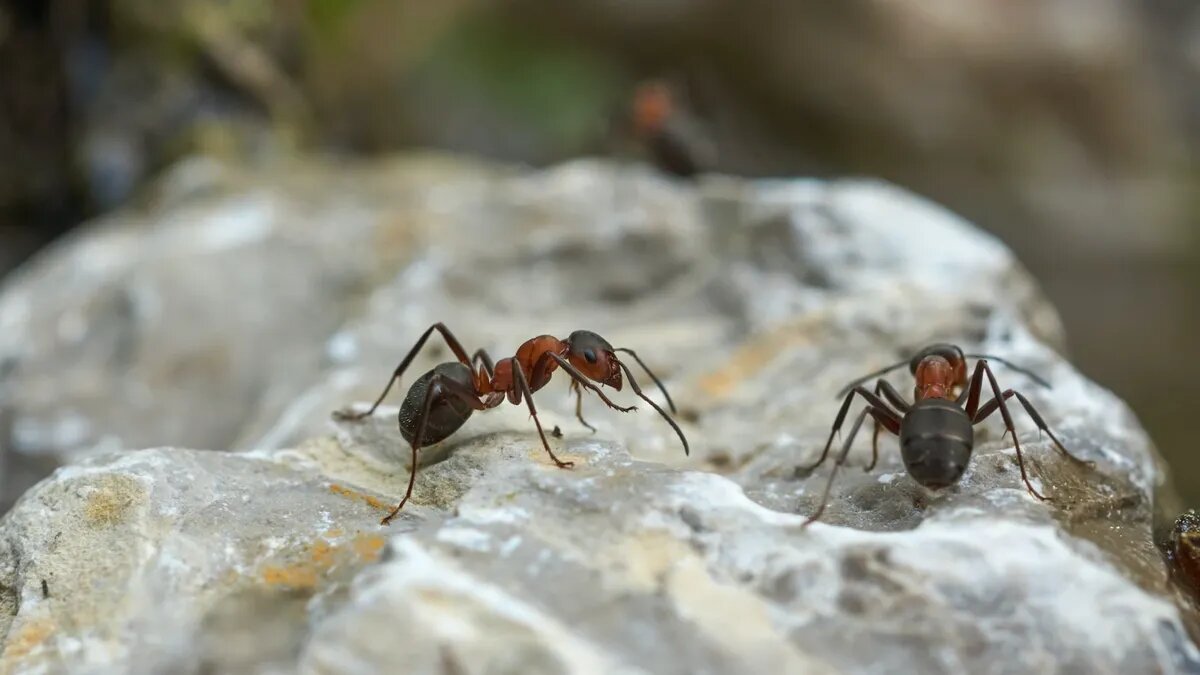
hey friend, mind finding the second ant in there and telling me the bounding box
[798,343,1096,525]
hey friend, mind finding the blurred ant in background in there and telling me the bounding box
[615,78,716,179]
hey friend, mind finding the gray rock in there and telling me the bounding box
[0,156,1195,673]
[0,154,509,510]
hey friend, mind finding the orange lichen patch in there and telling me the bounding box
[2,618,54,661]
[260,564,320,590]
[324,528,344,538]
[309,540,336,569]
[83,475,142,527]
[328,484,390,513]
[696,319,818,398]
[259,532,388,589]
[352,534,386,562]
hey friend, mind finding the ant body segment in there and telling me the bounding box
[799,344,1093,526]
[334,323,687,525]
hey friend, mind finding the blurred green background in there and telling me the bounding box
[1,0,1197,498]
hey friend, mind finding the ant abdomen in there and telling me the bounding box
[900,399,974,489]
[398,363,476,446]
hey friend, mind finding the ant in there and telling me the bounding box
[627,80,712,179]
[334,323,688,525]
[797,343,1094,526]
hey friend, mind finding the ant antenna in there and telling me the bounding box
[615,348,677,413]
[617,362,689,456]
[834,352,1052,398]
[834,359,910,399]
[962,354,1051,389]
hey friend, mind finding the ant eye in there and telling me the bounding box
[583,349,597,364]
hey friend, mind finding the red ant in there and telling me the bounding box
[334,323,688,525]
[798,344,1094,525]
[628,80,709,178]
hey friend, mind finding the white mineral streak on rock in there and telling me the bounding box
[300,539,642,675]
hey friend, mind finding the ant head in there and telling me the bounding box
[565,330,623,390]
[909,343,967,387]
[632,81,673,136]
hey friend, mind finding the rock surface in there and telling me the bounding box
[0,156,1196,673]
[0,155,511,510]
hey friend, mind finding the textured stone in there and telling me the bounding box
[0,156,1195,673]
[0,155,509,510]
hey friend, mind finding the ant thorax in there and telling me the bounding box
[913,356,956,401]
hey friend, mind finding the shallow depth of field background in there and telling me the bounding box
[1,1,1198,499]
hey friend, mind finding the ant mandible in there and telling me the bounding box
[797,343,1094,526]
[334,323,688,525]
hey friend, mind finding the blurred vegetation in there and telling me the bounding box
[1,0,1198,499]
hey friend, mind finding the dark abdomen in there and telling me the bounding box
[650,128,700,178]
[398,362,476,446]
[900,399,974,489]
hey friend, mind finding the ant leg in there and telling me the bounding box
[379,376,440,525]
[974,390,1094,468]
[548,354,636,413]
[1012,391,1093,467]
[803,405,900,526]
[970,391,1008,422]
[967,361,1050,501]
[337,322,473,421]
[471,348,496,392]
[865,379,910,472]
[472,349,495,377]
[614,348,677,413]
[805,408,867,526]
[570,380,597,433]
[795,386,901,476]
[380,375,488,526]
[529,350,559,392]
[872,379,912,471]
[864,382,884,472]
[876,379,910,412]
[510,358,574,469]
[617,362,689,456]
[963,354,1051,388]
[962,359,985,417]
